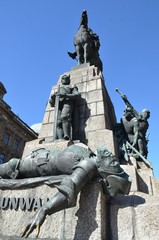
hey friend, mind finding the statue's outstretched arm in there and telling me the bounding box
[116,88,139,118]
[21,159,97,238]
[21,191,68,238]
[20,154,131,238]
[21,206,47,238]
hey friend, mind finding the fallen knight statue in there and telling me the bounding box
[0,144,131,237]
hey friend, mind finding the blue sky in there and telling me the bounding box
[0,1,158,177]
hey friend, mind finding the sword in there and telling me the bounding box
[53,85,60,140]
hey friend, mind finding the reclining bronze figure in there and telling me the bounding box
[0,144,131,237]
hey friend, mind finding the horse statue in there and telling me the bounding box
[68,10,103,72]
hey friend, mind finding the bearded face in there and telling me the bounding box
[96,147,131,196]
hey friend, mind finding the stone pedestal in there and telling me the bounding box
[110,162,159,240]
[110,192,159,240]
[16,64,116,240]
[22,139,73,158]
[0,181,106,240]
[38,65,117,154]
[3,63,159,240]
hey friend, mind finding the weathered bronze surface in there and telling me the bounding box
[49,75,80,140]
[115,89,151,166]
[0,145,131,237]
[68,10,103,71]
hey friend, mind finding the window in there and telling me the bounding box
[13,139,20,151]
[4,132,10,145]
[0,153,5,164]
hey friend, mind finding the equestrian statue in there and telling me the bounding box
[68,10,103,72]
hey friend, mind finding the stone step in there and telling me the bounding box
[152,177,159,196]
[122,164,156,195]
[110,192,159,240]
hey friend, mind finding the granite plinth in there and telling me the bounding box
[0,181,106,240]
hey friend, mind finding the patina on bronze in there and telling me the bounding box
[115,89,151,166]
[68,10,103,71]
[49,75,80,141]
[0,145,131,238]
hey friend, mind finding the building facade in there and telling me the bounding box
[0,82,38,163]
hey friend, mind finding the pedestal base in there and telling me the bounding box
[0,181,106,240]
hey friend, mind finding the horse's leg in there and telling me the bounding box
[75,45,84,64]
[83,43,90,63]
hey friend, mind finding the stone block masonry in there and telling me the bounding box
[0,181,107,240]
[38,65,117,153]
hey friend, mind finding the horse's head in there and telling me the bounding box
[80,10,88,28]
